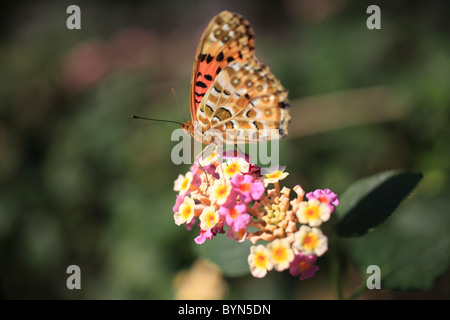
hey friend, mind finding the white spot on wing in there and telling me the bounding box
[230,63,240,71]
[220,105,233,116]
[217,75,227,87]
[224,83,235,94]
[206,100,216,110]
[212,86,220,96]
[236,88,247,95]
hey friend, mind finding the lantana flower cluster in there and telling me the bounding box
[173,151,339,280]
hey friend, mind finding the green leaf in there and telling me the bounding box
[336,170,423,237]
[194,235,252,277]
[344,196,450,291]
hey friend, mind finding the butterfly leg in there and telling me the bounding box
[216,144,227,183]
[194,144,215,190]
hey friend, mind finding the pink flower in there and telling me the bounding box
[174,172,200,195]
[289,253,319,280]
[212,223,226,236]
[231,174,265,203]
[306,188,339,212]
[222,151,261,177]
[222,150,250,162]
[190,163,201,175]
[204,163,220,178]
[219,203,250,232]
[191,162,219,179]
[173,195,185,213]
[194,221,225,244]
[210,180,237,208]
[227,227,247,242]
[191,173,202,188]
[248,164,261,178]
[171,148,337,281]
[195,228,214,244]
[185,217,197,231]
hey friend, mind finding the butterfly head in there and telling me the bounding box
[181,120,218,144]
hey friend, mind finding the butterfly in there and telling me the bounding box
[181,11,290,147]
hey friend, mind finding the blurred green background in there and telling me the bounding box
[0,0,449,299]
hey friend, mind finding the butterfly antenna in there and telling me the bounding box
[169,86,187,123]
[130,115,184,126]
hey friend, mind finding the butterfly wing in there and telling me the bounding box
[190,11,255,125]
[199,59,290,143]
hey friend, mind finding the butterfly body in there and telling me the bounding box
[183,11,290,145]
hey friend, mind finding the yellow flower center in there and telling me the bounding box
[272,247,287,262]
[255,252,268,268]
[267,171,282,179]
[181,205,192,219]
[305,204,320,219]
[303,233,319,251]
[225,163,239,175]
[215,185,230,199]
[206,212,216,226]
[181,177,190,191]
